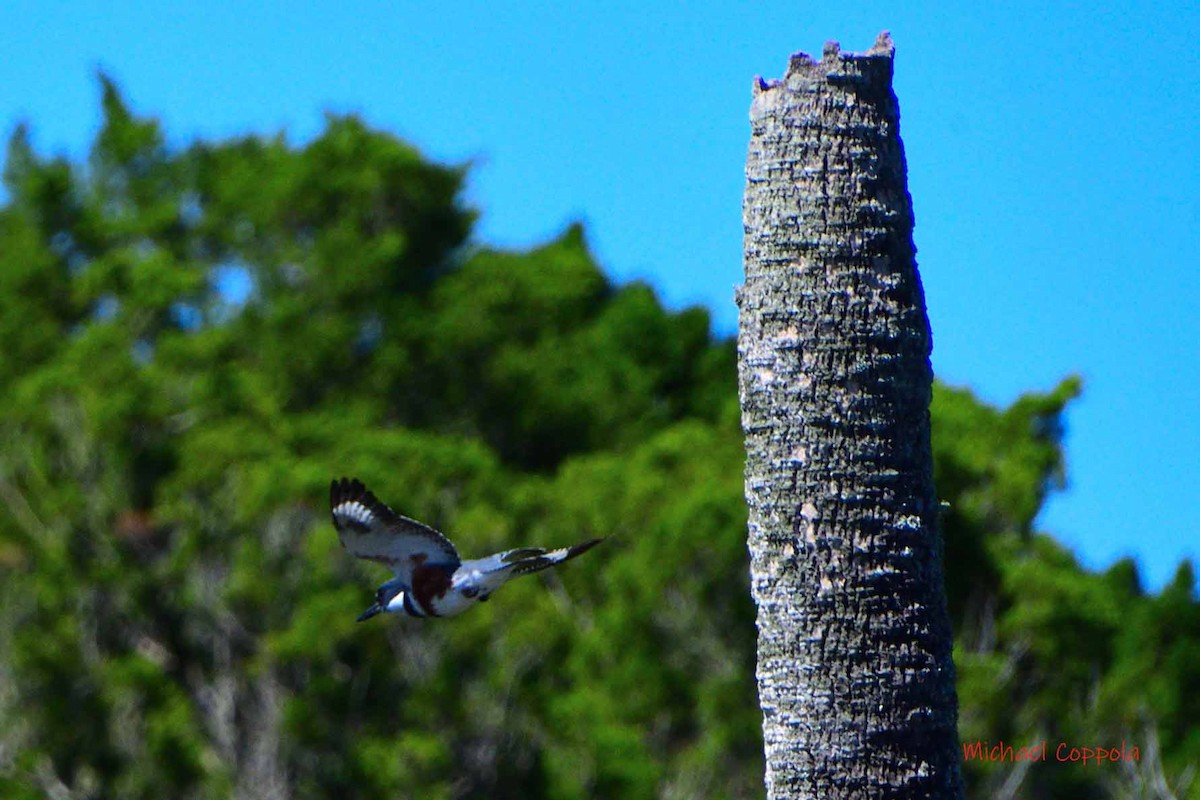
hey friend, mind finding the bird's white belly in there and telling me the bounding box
[428,590,475,616]
[428,570,487,616]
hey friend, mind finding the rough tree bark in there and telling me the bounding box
[737,33,963,800]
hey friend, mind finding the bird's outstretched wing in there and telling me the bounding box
[465,538,604,591]
[330,477,461,587]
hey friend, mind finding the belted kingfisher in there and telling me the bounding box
[330,477,603,620]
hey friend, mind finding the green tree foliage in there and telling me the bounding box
[940,381,1200,799]
[0,81,1195,799]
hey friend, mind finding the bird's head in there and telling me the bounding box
[356,589,414,622]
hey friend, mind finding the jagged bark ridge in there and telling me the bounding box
[738,33,963,799]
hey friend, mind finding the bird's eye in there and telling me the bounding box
[462,586,479,598]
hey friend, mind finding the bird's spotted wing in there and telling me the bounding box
[501,547,548,563]
[465,539,604,592]
[506,538,604,576]
[330,477,460,587]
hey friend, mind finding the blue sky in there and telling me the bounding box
[3,2,1197,590]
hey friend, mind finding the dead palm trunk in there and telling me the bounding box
[737,34,963,799]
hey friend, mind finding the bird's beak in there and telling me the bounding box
[356,603,383,622]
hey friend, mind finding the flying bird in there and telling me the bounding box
[330,477,603,620]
